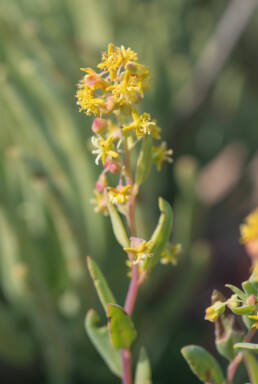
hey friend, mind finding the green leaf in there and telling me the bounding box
[215,315,244,361]
[87,257,116,311]
[225,284,246,300]
[106,195,129,248]
[242,281,257,296]
[230,305,254,315]
[135,135,152,187]
[85,310,122,377]
[107,304,137,349]
[135,347,152,384]
[244,352,258,384]
[234,343,258,352]
[144,197,173,270]
[181,345,224,384]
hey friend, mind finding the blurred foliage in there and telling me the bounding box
[0,0,257,383]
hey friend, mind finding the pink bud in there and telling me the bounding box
[104,159,121,174]
[85,74,97,86]
[91,118,107,134]
[247,294,256,305]
[95,173,106,192]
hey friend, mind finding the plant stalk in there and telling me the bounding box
[226,328,256,383]
[121,134,139,384]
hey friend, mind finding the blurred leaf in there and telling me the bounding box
[244,352,258,384]
[135,347,152,384]
[135,135,152,187]
[225,284,246,300]
[87,257,116,311]
[107,304,137,350]
[106,195,130,248]
[234,343,258,352]
[85,309,122,378]
[181,345,224,384]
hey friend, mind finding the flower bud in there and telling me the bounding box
[104,159,121,174]
[95,173,107,192]
[247,294,256,306]
[91,118,107,134]
[205,301,226,322]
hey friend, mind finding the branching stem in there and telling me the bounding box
[226,328,256,383]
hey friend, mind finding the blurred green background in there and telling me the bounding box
[0,0,258,383]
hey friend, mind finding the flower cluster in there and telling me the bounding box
[240,207,258,244]
[76,44,173,232]
[205,209,258,328]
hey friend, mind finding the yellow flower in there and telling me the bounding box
[123,109,158,138]
[91,190,108,215]
[160,243,181,265]
[91,135,119,165]
[152,142,173,171]
[108,185,131,205]
[98,43,138,81]
[76,85,104,116]
[240,208,258,244]
[124,237,153,264]
[108,71,143,108]
[248,314,258,329]
[205,301,226,322]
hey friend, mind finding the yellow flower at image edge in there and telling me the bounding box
[124,237,153,264]
[248,314,258,329]
[240,208,258,244]
[152,142,173,171]
[205,301,226,322]
[108,185,131,205]
[91,136,119,165]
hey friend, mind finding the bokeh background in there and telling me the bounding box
[0,0,258,383]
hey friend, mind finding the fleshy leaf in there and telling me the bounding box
[242,281,257,296]
[144,197,173,270]
[234,343,258,352]
[230,305,254,315]
[135,135,152,187]
[225,284,246,300]
[85,310,122,377]
[87,257,116,311]
[181,345,224,384]
[135,347,152,384]
[107,304,137,349]
[106,195,130,248]
[215,315,244,361]
[244,352,258,384]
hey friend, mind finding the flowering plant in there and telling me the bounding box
[182,208,258,384]
[76,44,179,384]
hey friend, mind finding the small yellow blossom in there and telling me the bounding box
[108,71,143,108]
[98,44,138,81]
[91,136,119,165]
[205,301,226,322]
[248,314,258,329]
[152,142,173,171]
[91,190,108,215]
[124,237,153,264]
[240,208,258,244]
[108,185,131,205]
[160,243,181,265]
[76,85,104,116]
[123,109,158,138]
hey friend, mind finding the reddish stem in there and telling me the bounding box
[226,328,256,383]
[124,264,139,316]
[121,349,132,384]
